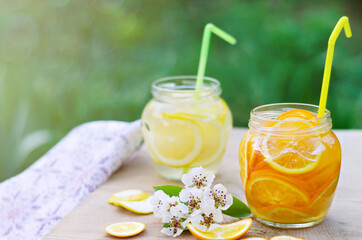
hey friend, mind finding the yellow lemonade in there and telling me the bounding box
[239,103,341,228]
[142,76,232,180]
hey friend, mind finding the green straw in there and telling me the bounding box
[195,23,237,90]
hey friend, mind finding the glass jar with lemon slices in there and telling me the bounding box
[142,76,232,181]
[239,103,341,228]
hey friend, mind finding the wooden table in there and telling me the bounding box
[44,128,362,240]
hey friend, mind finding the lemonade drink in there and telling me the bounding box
[239,103,341,228]
[142,76,232,180]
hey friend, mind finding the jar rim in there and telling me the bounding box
[249,103,332,134]
[251,102,330,122]
[152,75,220,94]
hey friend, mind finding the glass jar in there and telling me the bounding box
[142,76,232,181]
[239,103,341,228]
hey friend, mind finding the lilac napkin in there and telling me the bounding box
[0,120,143,240]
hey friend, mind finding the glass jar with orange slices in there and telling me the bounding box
[239,103,341,228]
[142,76,232,181]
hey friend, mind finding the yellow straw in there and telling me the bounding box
[318,16,352,118]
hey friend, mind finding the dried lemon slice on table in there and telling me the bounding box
[111,196,153,214]
[241,237,268,240]
[187,218,252,240]
[145,116,202,167]
[108,189,153,214]
[105,222,145,237]
[108,189,150,203]
[270,235,304,240]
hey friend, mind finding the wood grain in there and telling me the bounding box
[43,128,362,240]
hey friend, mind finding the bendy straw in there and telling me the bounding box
[195,23,237,90]
[318,16,352,118]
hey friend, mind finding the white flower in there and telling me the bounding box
[161,196,188,222]
[190,206,223,232]
[179,188,209,216]
[151,190,170,218]
[160,206,189,237]
[205,184,233,210]
[181,167,215,189]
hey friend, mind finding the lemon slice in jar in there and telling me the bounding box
[146,116,202,167]
[188,120,226,168]
[164,111,227,168]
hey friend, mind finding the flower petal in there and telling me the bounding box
[179,189,191,202]
[181,173,193,187]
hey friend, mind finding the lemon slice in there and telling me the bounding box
[145,117,202,167]
[270,235,304,240]
[242,237,268,240]
[108,189,150,204]
[188,120,226,167]
[187,218,252,240]
[105,222,145,237]
[112,196,153,214]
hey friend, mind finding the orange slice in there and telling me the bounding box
[307,176,338,217]
[261,109,323,174]
[105,222,145,237]
[253,205,310,224]
[239,131,249,189]
[277,109,317,121]
[246,172,310,208]
[270,235,305,240]
[187,218,252,240]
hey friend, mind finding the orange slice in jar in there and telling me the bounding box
[253,205,310,224]
[260,109,324,174]
[239,131,250,189]
[246,172,310,208]
[307,176,339,214]
[277,109,317,121]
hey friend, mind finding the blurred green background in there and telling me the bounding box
[1,0,361,182]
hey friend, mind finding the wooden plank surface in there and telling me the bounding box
[43,128,362,240]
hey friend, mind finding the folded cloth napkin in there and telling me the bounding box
[0,120,143,240]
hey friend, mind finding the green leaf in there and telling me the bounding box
[222,196,251,218]
[153,185,183,197]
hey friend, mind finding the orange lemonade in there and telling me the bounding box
[239,103,341,228]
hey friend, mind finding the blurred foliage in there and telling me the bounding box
[0,0,361,181]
